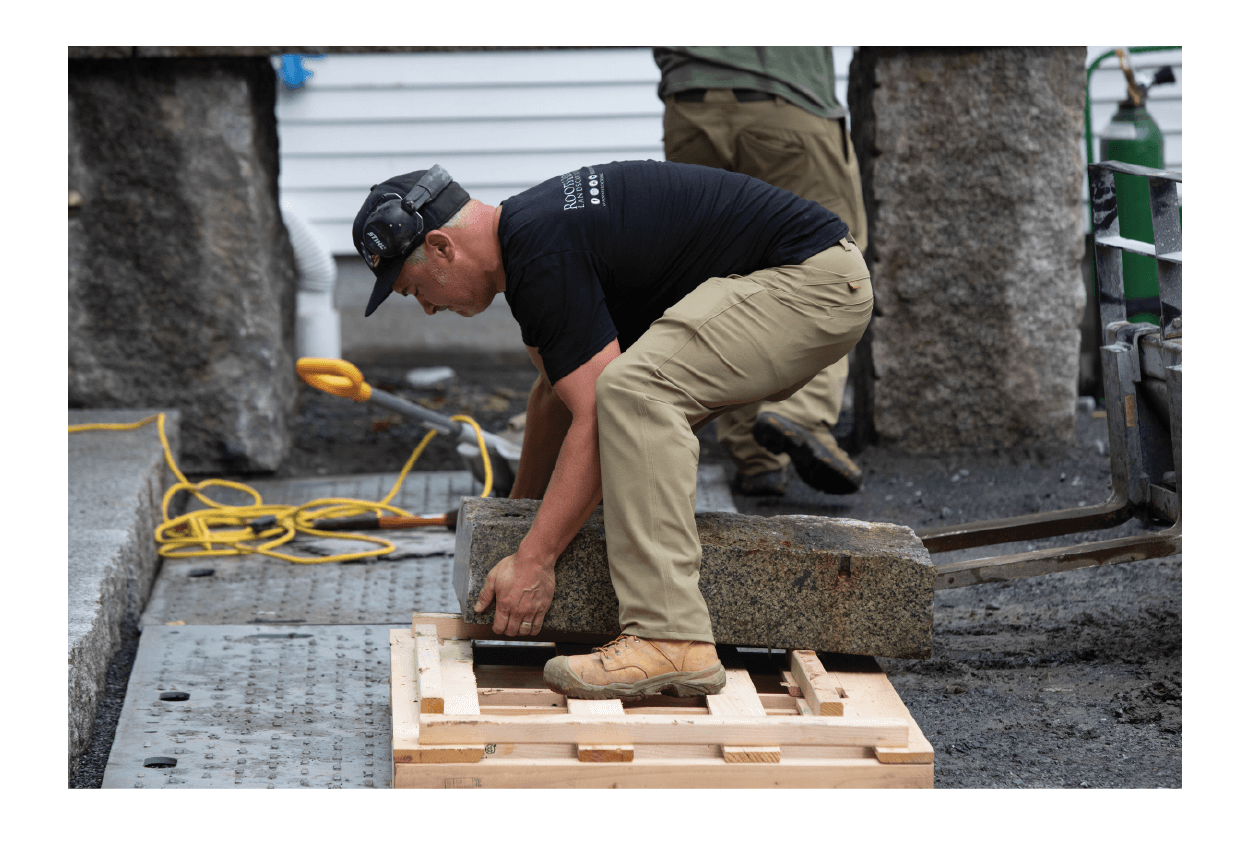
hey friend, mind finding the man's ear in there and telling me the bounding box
[423,230,454,263]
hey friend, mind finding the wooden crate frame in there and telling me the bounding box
[390,614,933,788]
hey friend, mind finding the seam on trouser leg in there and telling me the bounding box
[641,394,675,632]
[600,376,707,638]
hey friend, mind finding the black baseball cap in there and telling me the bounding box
[352,167,471,317]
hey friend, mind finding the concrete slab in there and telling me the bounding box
[454,499,935,658]
[69,409,180,769]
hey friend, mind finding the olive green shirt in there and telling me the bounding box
[653,47,845,120]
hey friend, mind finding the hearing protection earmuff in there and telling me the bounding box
[360,164,455,261]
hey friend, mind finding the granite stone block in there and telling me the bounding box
[453,498,933,658]
[68,409,181,771]
[848,48,1087,453]
[69,57,297,473]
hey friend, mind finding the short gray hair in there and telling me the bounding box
[404,203,471,267]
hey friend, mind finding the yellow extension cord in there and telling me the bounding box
[67,411,494,565]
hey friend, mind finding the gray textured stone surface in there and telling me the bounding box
[101,626,389,789]
[848,48,1087,453]
[453,498,934,658]
[68,409,181,770]
[69,57,297,473]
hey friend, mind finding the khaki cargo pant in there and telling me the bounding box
[596,239,873,642]
[663,90,870,476]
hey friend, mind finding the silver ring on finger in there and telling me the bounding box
[521,622,532,629]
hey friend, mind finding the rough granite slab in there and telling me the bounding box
[848,48,1087,452]
[68,408,180,771]
[453,498,933,658]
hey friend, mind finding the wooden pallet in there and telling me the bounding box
[390,613,933,788]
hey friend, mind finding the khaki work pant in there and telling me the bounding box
[663,90,870,476]
[596,239,873,642]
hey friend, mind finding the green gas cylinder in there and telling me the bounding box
[1099,86,1167,324]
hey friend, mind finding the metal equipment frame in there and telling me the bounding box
[919,161,1182,589]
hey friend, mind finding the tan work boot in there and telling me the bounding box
[752,411,863,495]
[544,635,726,700]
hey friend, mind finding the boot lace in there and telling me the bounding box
[595,634,637,657]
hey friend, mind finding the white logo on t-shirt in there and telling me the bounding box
[559,171,585,211]
[559,169,606,210]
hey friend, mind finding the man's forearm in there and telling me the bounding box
[514,413,602,569]
[509,374,572,500]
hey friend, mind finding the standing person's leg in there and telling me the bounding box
[749,354,862,495]
[543,241,872,699]
[677,97,871,495]
[664,94,793,494]
[715,358,853,494]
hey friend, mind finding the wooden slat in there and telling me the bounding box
[398,745,487,764]
[758,693,801,712]
[390,629,419,747]
[707,669,780,764]
[390,630,482,765]
[833,663,935,766]
[788,650,846,716]
[394,756,932,789]
[440,639,481,716]
[417,713,908,748]
[413,634,444,713]
[478,688,566,709]
[481,741,872,761]
[567,699,633,763]
[705,669,767,717]
[477,692,791,716]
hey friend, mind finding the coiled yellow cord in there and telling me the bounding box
[68,411,494,564]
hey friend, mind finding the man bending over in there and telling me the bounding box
[353,160,872,700]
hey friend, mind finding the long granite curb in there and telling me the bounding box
[453,498,934,658]
[68,409,180,773]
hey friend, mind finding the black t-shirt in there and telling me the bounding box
[498,160,848,385]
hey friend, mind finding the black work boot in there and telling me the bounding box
[751,411,862,495]
[731,467,788,496]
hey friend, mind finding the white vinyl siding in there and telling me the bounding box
[275,48,858,257]
[272,48,1168,356]
[275,47,1179,252]
[275,49,667,256]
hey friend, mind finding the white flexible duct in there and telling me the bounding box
[282,202,341,359]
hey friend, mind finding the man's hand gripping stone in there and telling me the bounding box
[474,551,555,636]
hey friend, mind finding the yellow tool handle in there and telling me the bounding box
[296,357,372,402]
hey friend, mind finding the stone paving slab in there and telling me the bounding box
[69,409,181,769]
[455,499,935,658]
